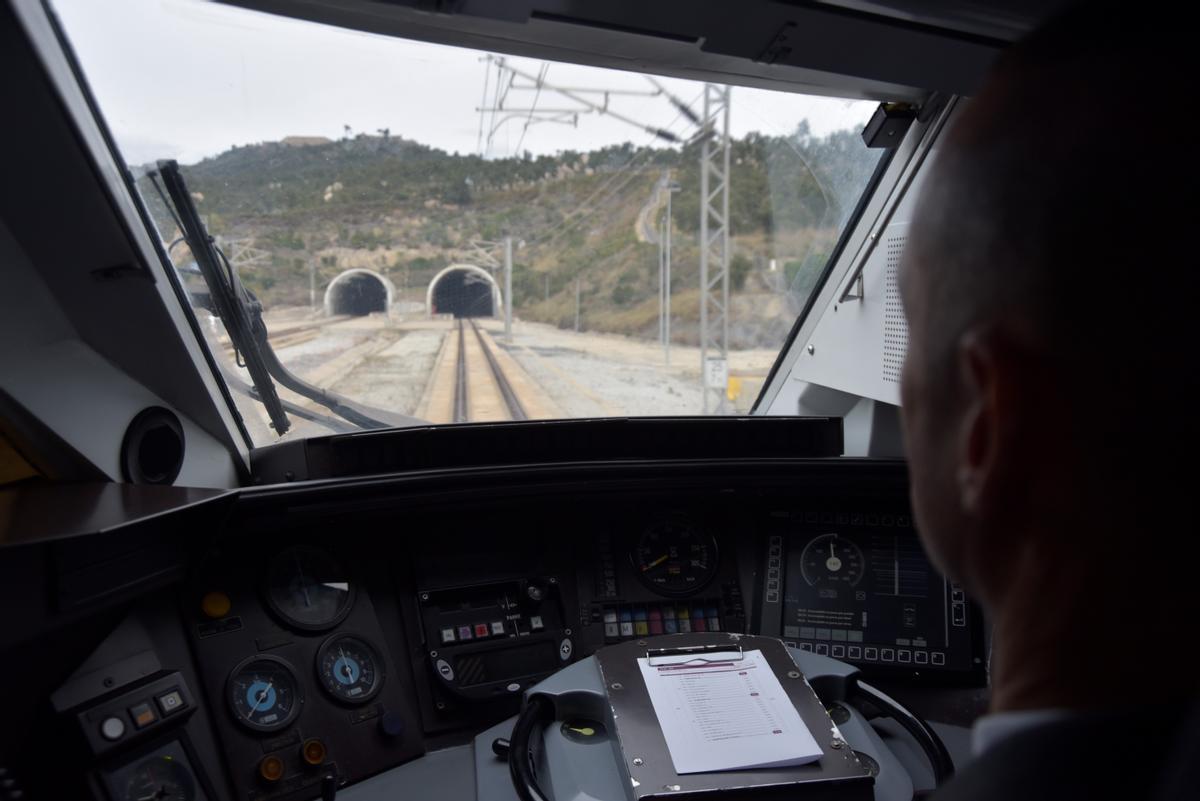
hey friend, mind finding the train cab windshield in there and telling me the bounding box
[52,0,886,443]
[5,3,1197,801]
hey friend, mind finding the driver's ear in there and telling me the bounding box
[953,329,1013,519]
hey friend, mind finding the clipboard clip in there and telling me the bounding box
[646,643,744,666]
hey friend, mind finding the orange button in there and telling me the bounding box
[259,755,285,783]
[201,592,231,619]
[301,738,327,766]
[130,703,157,729]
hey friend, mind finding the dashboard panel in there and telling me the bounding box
[758,511,985,683]
[0,457,989,801]
[576,507,747,648]
[184,535,424,801]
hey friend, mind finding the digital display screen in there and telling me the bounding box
[778,528,978,675]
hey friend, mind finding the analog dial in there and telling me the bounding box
[632,521,718,596]
[227,656,302,732]
[316,634,384,704]
[123,755,196,801]
[265,546,354,631]
[799,533,864,587]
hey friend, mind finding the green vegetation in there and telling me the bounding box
[141,124,878,346]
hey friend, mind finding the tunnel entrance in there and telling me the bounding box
[324,269,393,316]
[427,265,500,318]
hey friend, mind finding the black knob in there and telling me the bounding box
[526,584,544,602]
[379,709,405,739]
[321,774,337,801]
[492,738,511,759]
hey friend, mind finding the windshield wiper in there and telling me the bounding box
[154,161,416,435]
[155,160,292,434]
[218,367,360,435]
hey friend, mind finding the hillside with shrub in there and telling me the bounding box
[143,122,878,348]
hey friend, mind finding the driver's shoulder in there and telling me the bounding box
[932,703,1190,801]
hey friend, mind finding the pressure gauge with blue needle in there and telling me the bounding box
[227,655,302,732]
[316,634,384,704]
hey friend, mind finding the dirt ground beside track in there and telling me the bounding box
[240,310,778,439]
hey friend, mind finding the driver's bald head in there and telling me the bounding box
[897,7,1197,713]
[904,8,1191,452]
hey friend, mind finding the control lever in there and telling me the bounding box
[492,738,511,758]
[321,773,337,801]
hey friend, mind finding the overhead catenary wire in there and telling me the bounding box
[478,54,672,157]
[475,56,492,155]
[486,56,681,145]
[474,55,706,248]
[514,63,549,156]
[524,89,702,249]
[470,60,710,320]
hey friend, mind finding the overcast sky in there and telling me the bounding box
[52,0,876,166]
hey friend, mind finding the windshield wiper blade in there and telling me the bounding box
[155,161,423,434]
[155,160,292,435]
[245,321,419,430]
[218,366,359,435]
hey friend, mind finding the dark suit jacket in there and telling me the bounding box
[931,704,1194,801]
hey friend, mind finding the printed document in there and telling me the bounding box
[636,648,822,774]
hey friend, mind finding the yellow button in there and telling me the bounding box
[201,592,231,619]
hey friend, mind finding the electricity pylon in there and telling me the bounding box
[698,84,731,413]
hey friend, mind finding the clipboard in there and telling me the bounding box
[595,633,874,800]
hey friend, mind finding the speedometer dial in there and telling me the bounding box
[316,634,383,704]
[227,656,302,732]
[799,533,864,587]
[265,546,354,631]
[632,521,718,596]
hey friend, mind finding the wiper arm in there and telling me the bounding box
[244,318,416,430]
[218,366,360,435]
[155,161,421,433]
[156,160,292,435]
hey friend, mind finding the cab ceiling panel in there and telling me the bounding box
[222,0,1067,100]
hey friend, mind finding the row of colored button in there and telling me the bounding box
[440,616,545,645]
[602,605,721,640]
[795,642,946,666]
[100,688,186,742]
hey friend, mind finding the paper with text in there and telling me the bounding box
[636,648,822,775]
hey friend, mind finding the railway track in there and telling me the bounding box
[453,318,528,422]
[418,317,557,424]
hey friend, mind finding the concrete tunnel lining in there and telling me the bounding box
[426,263,504,318]
[324,268,395,316]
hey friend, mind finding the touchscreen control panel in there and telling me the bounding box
[759,510,985,684]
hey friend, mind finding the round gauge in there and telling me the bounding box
[632,521,718,596]
[316,634,384,704]
[265,546,354,631]
[227,655,303,732]
[799,533,865,587]
[123,755,196,801]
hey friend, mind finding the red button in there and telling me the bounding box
[474,623,490,638]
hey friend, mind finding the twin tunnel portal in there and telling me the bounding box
[323,264,502,318]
